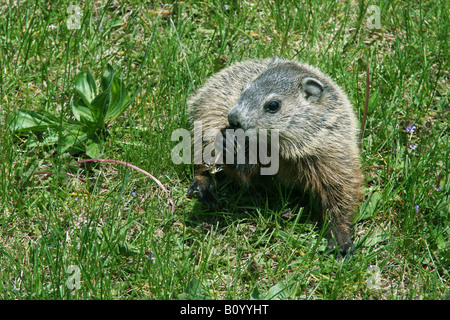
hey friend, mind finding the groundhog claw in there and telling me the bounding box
[187,179,218,207]
[326,238,355,261]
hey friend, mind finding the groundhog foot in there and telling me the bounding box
[187,178,218,207]
[325,235,354,261]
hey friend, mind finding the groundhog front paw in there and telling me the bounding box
[187,179,218,207]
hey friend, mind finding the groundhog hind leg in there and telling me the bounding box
[187,164,218,207]
[324,215,355,260]
[318,183,359,260]
[311,179,356,260]
[314,179,356,259]
[305,156,361,260]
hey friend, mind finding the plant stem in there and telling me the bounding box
[75,158,175,213]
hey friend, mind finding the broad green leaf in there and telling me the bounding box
[101,64,115,92]
[105,76,127,121]
[107,83,140,122]
[176,278,213,300]
[358,189,382,221]
[265,282,289,300]
[70,97,94,122]
[75,70,97,106]
[250,287,265,300]
[26,131,60,148]
[58,125,88,155]
[112,85,140,122]
[118,241,140,257]
[90,90,111,125]
[7,109,60,132]
[86,138,102,158]
[436,233,446,250]
[363,226,389,247]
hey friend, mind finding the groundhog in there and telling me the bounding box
[186,58,363,259]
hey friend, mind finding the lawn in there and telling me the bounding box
[0,0,448,300]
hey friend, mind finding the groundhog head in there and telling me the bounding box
[227,61,339,159]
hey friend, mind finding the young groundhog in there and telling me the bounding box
[187,58,363,259]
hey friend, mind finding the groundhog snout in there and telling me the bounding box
[228,110,242,129]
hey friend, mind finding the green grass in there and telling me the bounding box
[0,0,448,300]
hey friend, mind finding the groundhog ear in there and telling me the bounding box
[301,77,323,101]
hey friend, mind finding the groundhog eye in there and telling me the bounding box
[266,101,280,113]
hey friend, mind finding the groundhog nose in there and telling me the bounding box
[228,111,241,129]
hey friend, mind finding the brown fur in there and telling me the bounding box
[187,58,364,259]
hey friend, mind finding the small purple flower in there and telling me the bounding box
[436,186,443,192]
[414,205,419,213]
[409,144,417,150]
[131,191,137,196]
[75,197,78,201]
[406,125,416,133]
